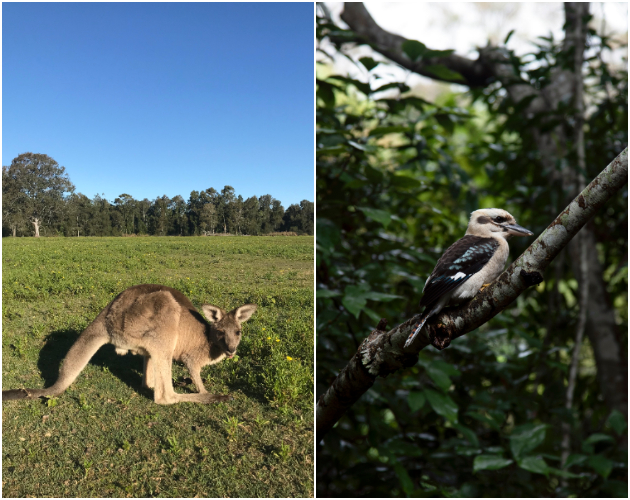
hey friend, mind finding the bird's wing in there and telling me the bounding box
[419,235,499,309]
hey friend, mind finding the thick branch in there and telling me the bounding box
[337,3,559,113]
[339,3,494,87]
[316,148,628,442]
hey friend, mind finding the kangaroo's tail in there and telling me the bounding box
[3,316,109,402]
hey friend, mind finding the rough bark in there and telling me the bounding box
[335,0,628,422]
[316,149,628,442]
[562,3,590,475]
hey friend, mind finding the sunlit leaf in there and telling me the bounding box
[473,455,513,472]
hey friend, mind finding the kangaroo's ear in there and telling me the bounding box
[202,305,225,323]
[233,304,257,323]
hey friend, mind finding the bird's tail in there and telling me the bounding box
[404,314,429,348]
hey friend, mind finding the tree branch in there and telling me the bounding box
[316,148,628,442]
[339,3,494,87]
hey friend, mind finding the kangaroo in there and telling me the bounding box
[2,284,257,405]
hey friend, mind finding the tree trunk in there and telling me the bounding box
[31,218,40,237]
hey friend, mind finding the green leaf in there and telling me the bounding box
[587,455,614,479]
[316,218,340,252]
[473,455,513,473]
[372,82,409,94]
[407,391,426,412]
[384,439,424,458]
[466,411,500,430]
[362,307,382,324]
[504,29,515,44]
[425,364,452,392]
[347,140,367,151]
[424,64,465,82]
[316,289,340,299]
[401,40,427,61]
[607,409,627,436]
[582,433,615,454]
[390,174,422,189]
[509,423,547,460]
[424,389,458,422]
[564,453,588,469]
[545,467,581,479]
[355,207,392,228]
[392,464,415,497]
[359,56,378,71]
[453,423,479,447]
[362,291,402,302]
[435,113,455,135]
[328,75,371,96]
[431,359,461,377]
[517,456,549,475]
[368,125,410,137]
[341,285,368,319]
[316,79,337,107]
[383,450,415,496]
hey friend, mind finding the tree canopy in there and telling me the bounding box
[2,153,75,237]
[316,3,627,497]
[2,154,313,237]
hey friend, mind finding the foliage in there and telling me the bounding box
[3,236,314,497]
[2,153,75,236]
[2,158,314,236]
[316,10,627,498]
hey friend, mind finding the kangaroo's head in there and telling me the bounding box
[201,303,257,358]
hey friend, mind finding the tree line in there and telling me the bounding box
[2,153,313,237]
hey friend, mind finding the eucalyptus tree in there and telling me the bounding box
[3,153,74,237]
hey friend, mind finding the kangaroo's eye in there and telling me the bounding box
[236,330,242,336]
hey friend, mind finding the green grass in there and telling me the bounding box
[2,236,314,497]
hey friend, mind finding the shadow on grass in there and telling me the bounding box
[36,327,148,398]
[225,377,268,406]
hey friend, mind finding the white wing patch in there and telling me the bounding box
[452,272,467,280]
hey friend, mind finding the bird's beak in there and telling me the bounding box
[505,223,534,237]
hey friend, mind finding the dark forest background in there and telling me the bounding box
[2,152,313,238]
[317,3,626,498]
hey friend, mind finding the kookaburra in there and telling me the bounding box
[404,208,533,348]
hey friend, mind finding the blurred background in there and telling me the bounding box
[316,2,627,497]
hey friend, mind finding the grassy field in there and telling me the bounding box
[2,236,314,497]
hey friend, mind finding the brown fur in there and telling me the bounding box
[2,284,257,405]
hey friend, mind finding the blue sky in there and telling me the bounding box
[3,2,314,207]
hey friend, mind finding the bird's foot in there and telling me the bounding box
[479,283,491,292]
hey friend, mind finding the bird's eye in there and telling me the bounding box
[494,216,506,223]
